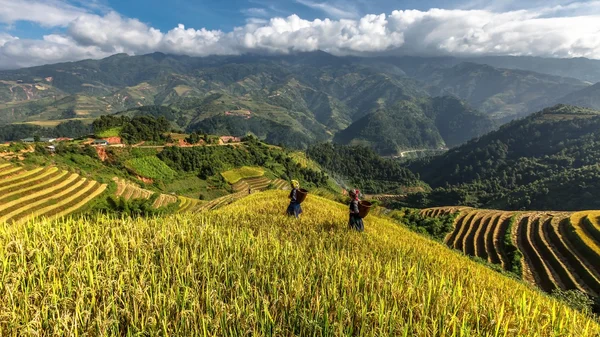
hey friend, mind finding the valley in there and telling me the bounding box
[2,52,597,156]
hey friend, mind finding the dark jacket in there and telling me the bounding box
[289,188,298,203]
[350,199,360,216]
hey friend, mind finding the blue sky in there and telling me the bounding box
[5,0,577,37]
[1,0,600,69]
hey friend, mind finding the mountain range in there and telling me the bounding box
[0,52,598,154]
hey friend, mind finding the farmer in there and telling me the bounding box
[286,180,303,218]
[348,189,364,232]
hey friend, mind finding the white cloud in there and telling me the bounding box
[0,0,89,27]
[295,0,359,19]
[3,5,600,69]
[242,8,269,17]
[0,33,17,47]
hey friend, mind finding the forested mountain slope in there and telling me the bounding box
[334,96,496,155]
[556,83,600,111]
[0,52,590,153]
[409,105,600,210]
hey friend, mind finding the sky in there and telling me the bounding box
[1,0,600,69]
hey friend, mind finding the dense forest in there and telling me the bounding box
[407,105,600,210]
[334,96,495,155]
[0,120,92,141]
[159,138,329,187]
[93,115,171,144]
[307,143,423,194]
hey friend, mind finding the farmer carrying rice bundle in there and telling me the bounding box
[286,180,303,218]
[348,189,364,232]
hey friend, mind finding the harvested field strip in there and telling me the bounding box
[484,214,503,265]
[569,216,600,260]
[184,199,199,212]
[453,211,478,250]
[0,174,79,218]
[463,213,486,256]
[537,218,581,292]
[548,218,600,297]
[131,188,144,200]
[272,179,288,190]
[152,195,163,208]
[178,196,190,211]
[0,167,23,179]
[0,167,60,194]
[0,177,87,223]
[517,216,556,292]
[590,214,600,231]
[582,216,600,243]
[245,177,272,189]
[14,180,97,224]
[530,217,566,290]
[0,170,68,203]
[0,163,11,170]
[153,194,177,208]
[115,181,126,196]
[474,214,493,260]
[560,219,600,281]
[232,180,249,192]
[444,212,469,245]
[48,183,107,220]
[201,192,246,211]
[123,185,135,200]
[0,167,44,188]
[493,215,513,270]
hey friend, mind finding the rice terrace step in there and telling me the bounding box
[0,164,107,223]
[422,207,600,301]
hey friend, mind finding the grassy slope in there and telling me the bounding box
[0,191,597,335]
[124,156,177,180]
[96,127,122,138]
[220,166,265,184]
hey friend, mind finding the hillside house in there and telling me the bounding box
[21,137,56,143]
[219,136,241,144]
[92,139,109,146]
[55,137,73,142]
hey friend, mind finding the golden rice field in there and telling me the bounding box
[0,191,597,336]
[422,207,600,305]
[220,166,265,184]
[0,163,107,224]
[231,176,290,193]
[114,177,196,210]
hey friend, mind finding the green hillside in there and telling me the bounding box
[334,96,496,155]
[1,52,590,152]
[557,83,600,111]
[409,105,600,210]
[307,143,424,194]
[0,191,597,335]
[401,62,589,122]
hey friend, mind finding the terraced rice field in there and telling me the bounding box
[0,164,107,224]
[197,191,248,212]
[271,179,290,190]
[114,177,179,209]
[231,177,290,192]
[177,196,204,213]
[423,207,600,302]
[365,194,405,203]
